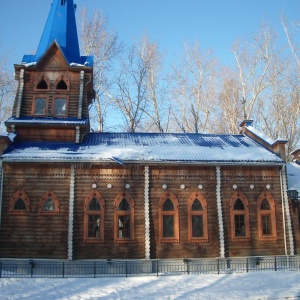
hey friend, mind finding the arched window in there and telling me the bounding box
[230,191,250,241]
[39,191,60,215]
[56,79,67,90]
[159,192,179,243]
[84,191,105,243]
[9,190,30,215]
[37,79,48,89]
[114,192,134,243]
[257,191,277,241]
[188,192,208,243]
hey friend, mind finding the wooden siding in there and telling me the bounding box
[0,163,70,258]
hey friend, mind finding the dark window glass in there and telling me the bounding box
[34,98,46,115]
[88,215,100,238]
[118,198,130,211]
[234,215,245,236]
[234,198,244,210]
[88,198,100,211]
[192,215,203,237]
[260,199,270,210]
[163,215,174,237]
[37,79,48,89]
[163,198,174,211]
[118,216,131,238]
[192,198,203,211]
[54,98,66,116]
[56,80,67,90]
[14,198,26,210]
[43,198,55,211]
[262,215,271,235]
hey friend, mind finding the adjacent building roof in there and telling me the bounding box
[2,132,284,165]
[287,162,300,194]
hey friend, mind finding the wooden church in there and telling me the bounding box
[0,0,299,260]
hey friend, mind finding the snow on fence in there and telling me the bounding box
[1,256,300,278]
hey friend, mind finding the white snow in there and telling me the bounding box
[246,126,286,146]
[1,271,300,299]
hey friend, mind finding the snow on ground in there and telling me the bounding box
[1,271,300,299]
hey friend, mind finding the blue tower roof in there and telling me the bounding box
[22,0,92,66]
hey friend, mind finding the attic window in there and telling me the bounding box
[37,79,48,89]
[56,80,67,90]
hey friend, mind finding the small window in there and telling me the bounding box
[230,191,250,241]
[9,190,30,215]
[257,192,277,241]
[159,192,179,243]
[56,80,67,90]
[36,79,48,89]
[84,191,105,243]
[33,97,47,115]
[53,98,67,116]
[188,192,208,243]
[114,192,134,243]
[39,191,60,215]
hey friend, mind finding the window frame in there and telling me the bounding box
[32,95,49,116]
[9,190,30,215]
[52,96,69,117]
[114,192,135,244]
[159,191,179,243]
[187,191,208,243]
[39,191,60,215]
[54,76,70,91]
[230,191,250,242]
[84,191,105,243]
[257,191,277,241]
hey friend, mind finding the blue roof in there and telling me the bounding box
[21,0,92,66]
[2,132,284,164]
[5,116,88,126]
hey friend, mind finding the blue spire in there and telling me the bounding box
[22,0,94,65]
[35,0,80,64]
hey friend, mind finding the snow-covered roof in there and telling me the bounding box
[5,117,88,126]
[287,162,300,194]
[2,132,284,164]
[246,126,287,146]
[0,132,16,142]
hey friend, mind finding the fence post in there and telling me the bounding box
[274,256,277,271]
[217,259,220,275]
[94,261,96,278]
[62,262,65,278]
[126,261,128,278]
[157,260,159,277]
[246,258,249,273]
[0,261,2,278]
[29,260,35,278]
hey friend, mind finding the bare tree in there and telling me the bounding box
[233,23,283,120]
[79,8,122,131]
[0,50,15,132]
[169,42,218,133]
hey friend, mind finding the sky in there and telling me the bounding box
[0,0,299,73]
[1,271,300,299]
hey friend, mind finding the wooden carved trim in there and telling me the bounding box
[34,74,50,91]
[114,192,135,244]
[39,191,60,215]
[229,191,250,242]
[257,191,277,242]
[187,191,208,243]
[159,191,179,243]
[54,75,70,91]
[83,190,105,243]
[9,190,30,215]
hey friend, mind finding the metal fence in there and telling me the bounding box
[1,256,300,278]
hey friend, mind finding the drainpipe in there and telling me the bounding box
[144,165,150,259]
[0,161,3,228]
[280,165,294,256]
[68,164,75,260]
[216,166,225,258]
